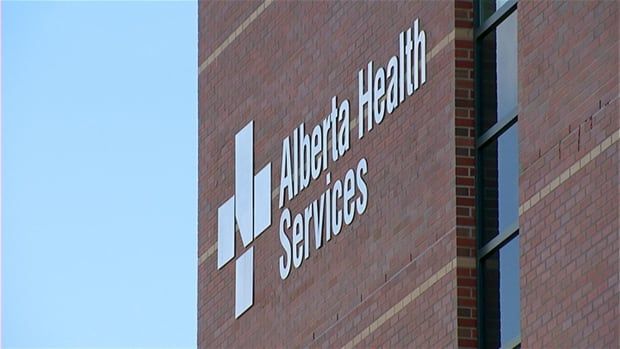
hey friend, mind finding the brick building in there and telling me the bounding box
[197,1,618,348]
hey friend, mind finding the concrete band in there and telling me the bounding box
[198,0,274,75]
[519,127,620,216]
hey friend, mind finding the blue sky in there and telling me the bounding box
[2,1,197,347]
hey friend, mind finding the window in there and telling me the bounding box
[475,0,521,348]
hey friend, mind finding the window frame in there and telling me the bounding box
[474,0,521,348]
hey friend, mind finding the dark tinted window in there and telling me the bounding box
[477,2,520,348]
[478,11,518,133]
[480,125,519,245]
[481,235,521,348]
[480,0,512,23]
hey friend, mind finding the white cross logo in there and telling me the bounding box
[217,120,272,318]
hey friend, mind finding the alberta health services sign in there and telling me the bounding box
[216,18,428,319]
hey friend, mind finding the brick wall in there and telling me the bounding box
[454,0,478,347]
[197,0,479,347]
[518,0,619,347]
[198,0,619,347]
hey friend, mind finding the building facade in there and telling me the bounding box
[197,1,618,347]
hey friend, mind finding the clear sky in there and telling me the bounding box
[2,1,197,348]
